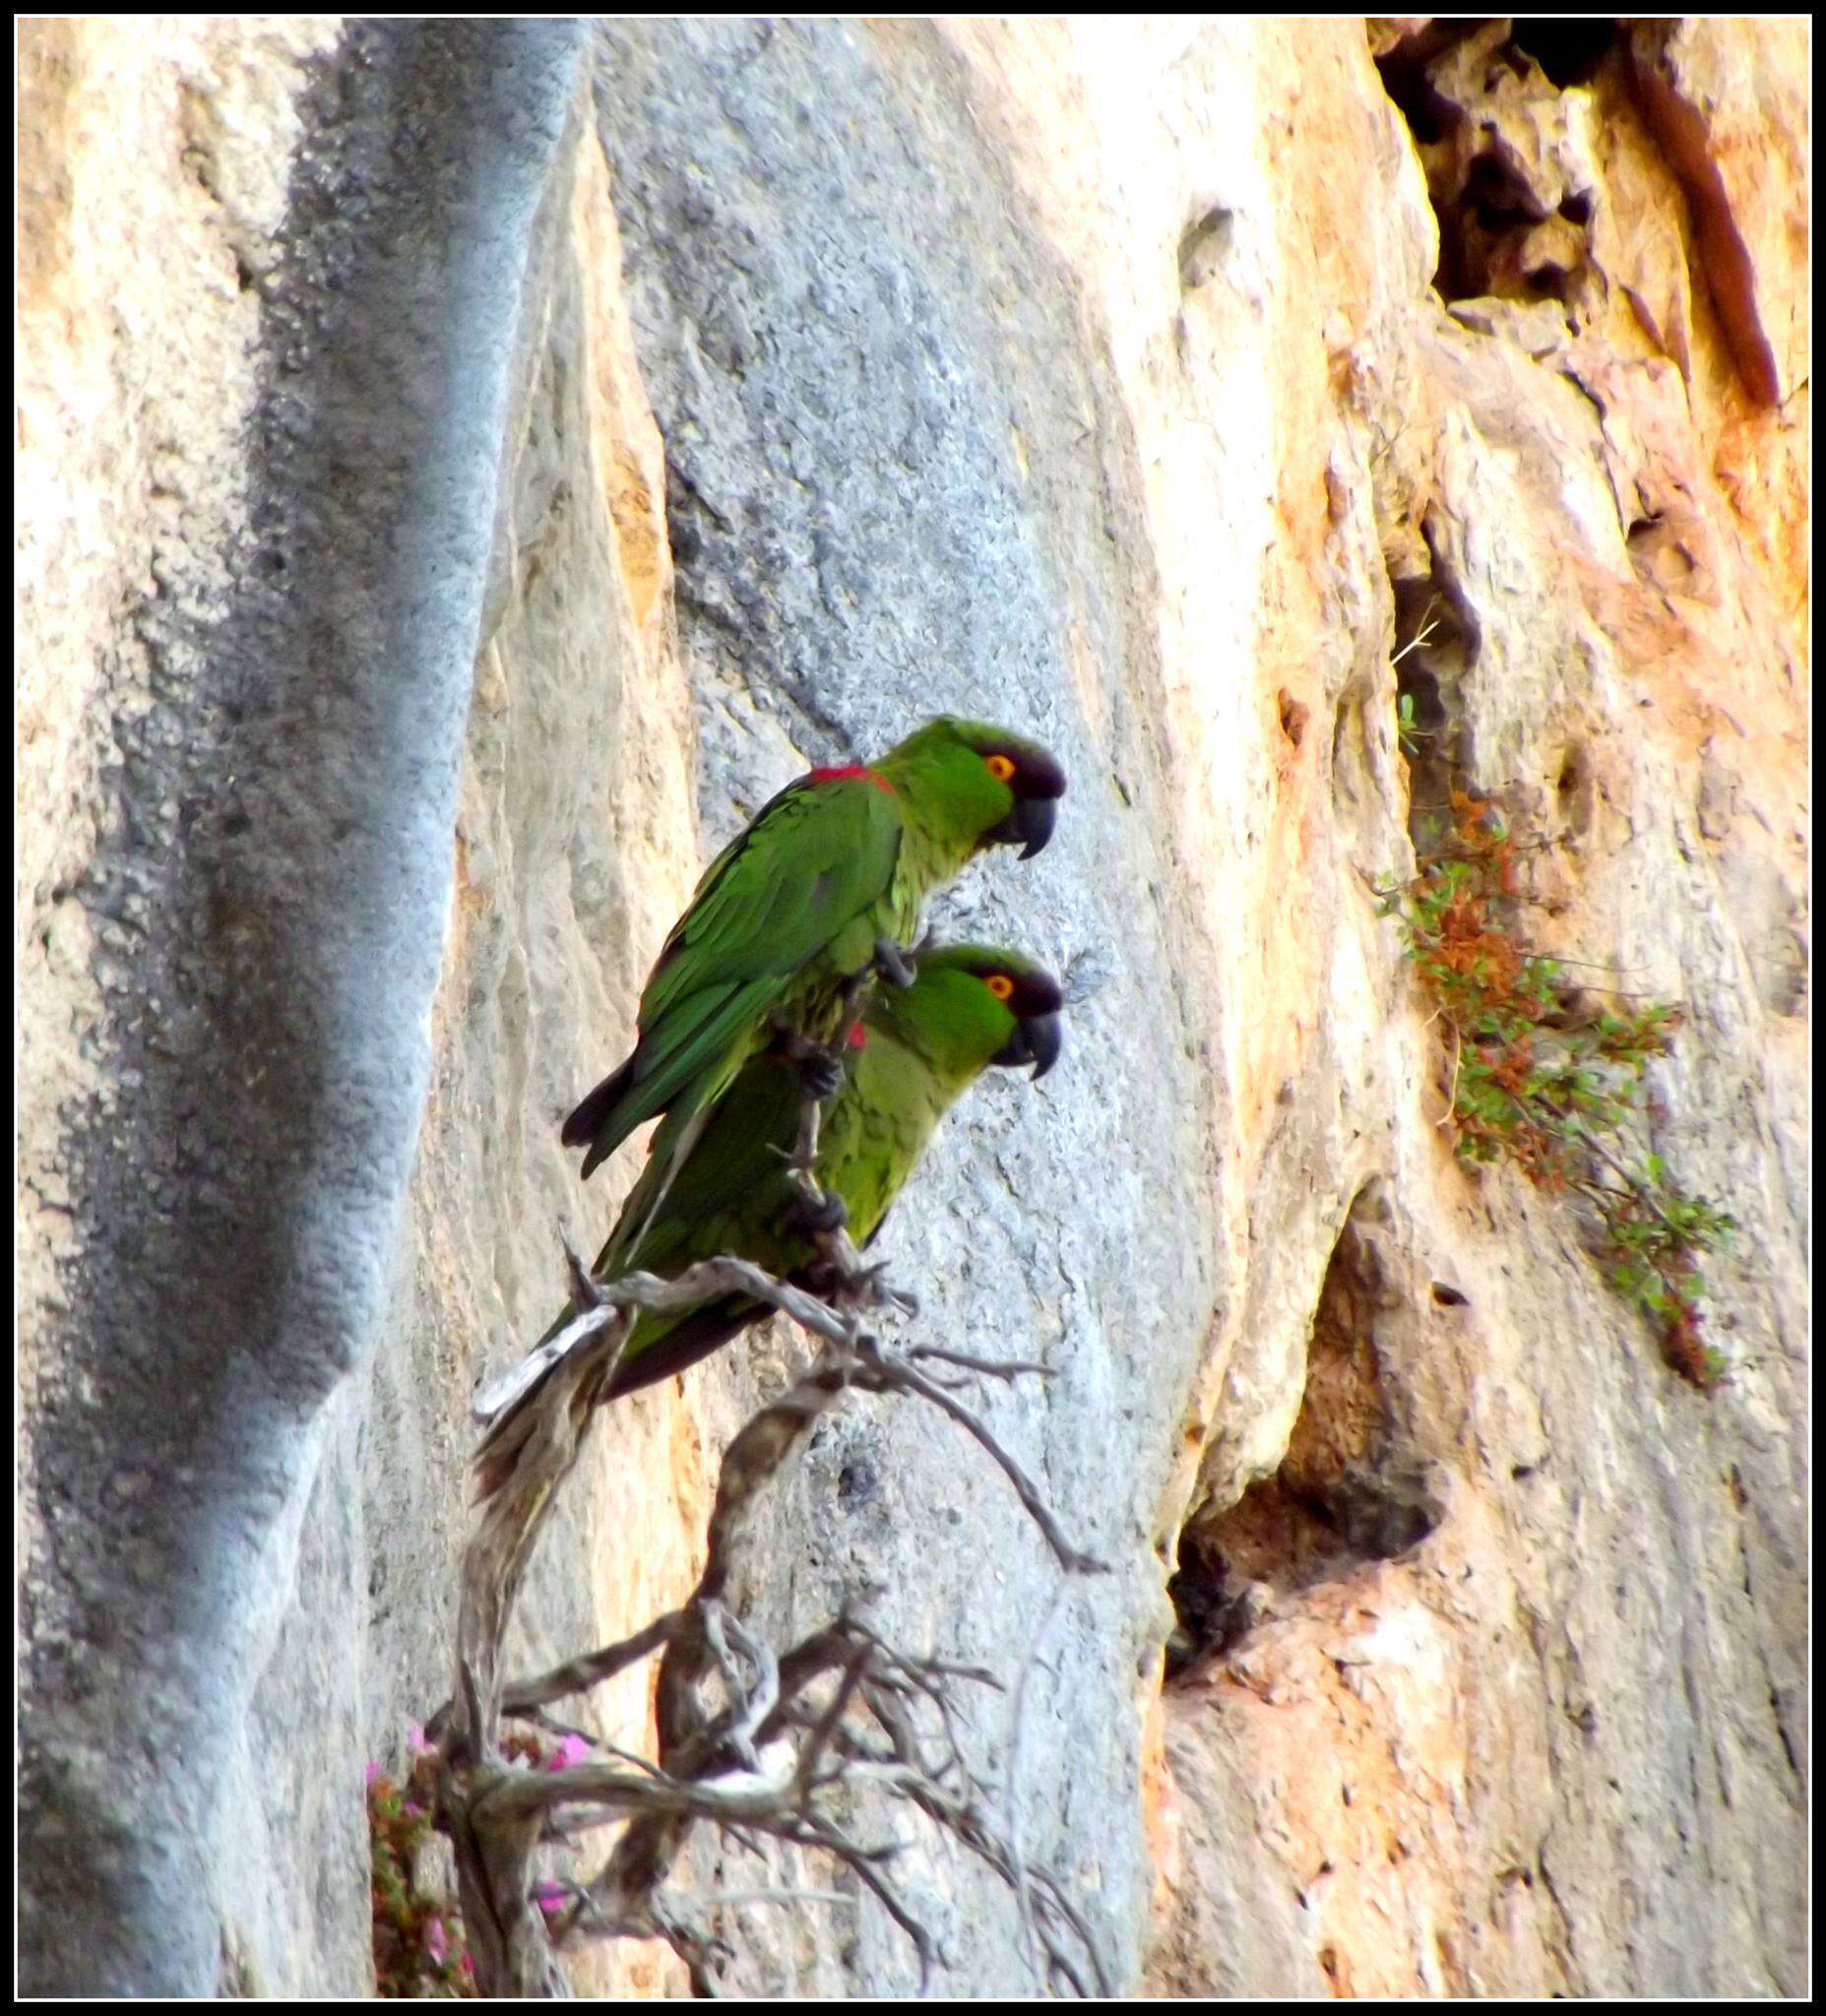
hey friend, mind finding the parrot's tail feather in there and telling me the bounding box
[471,1361,567,1501]
[470,1297,763,1501]
[563,1058,635,1159]
[613,1099,716,1263]
[602,1300,763,1401]
[563,976,772,1177]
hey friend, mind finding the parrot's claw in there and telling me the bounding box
[843,1261,914,1314]
[796,1047,846,1101]
[873,938,917,989]
[785,1185,850,1236]
[776,1026,846,1099]
[884,1281,919,1318]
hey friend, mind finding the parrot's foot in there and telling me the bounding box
[776,1027,846,1100]
[784,1183,849,1237]
[872,937,916,989]
[856,1265,916,1317]
[803,1252,913,1316]
[797,1047,846,1101]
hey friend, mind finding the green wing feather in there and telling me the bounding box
[565,772,905,1177]
[648,783,890,1004]
[601,1052,802,1280]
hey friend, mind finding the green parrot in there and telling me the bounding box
[477,944,1064,1495]
[560,718,1066,1197]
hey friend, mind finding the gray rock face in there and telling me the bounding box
[19,17,1807,1999]
[588,21,1214,1990]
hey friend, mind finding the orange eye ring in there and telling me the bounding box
[984,753,1017,784]
[984,973,1016,1001]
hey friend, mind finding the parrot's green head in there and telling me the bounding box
[873,942,1065,1085]
[875,717,1067,861]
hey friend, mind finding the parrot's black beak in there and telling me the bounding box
[985,794,1058,859]
[993,1009,1063,1080]
[1025,1010,1063,1079]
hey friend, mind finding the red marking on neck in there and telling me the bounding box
[846,1021,867,1050]
[808,764,894,793]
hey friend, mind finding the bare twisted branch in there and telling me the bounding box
[434,1071,1109,1996]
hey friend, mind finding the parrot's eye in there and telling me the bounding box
[984,974,1016,1001]
[983,753,1017,784]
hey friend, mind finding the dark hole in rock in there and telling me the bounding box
[837,1458,879,1508]
[1508,18,1621,90]
[1527,260,1576,301]
[1372,31,1461,147]
[1168,1205,1446,1664]
[1464,154,1549,228]
[1278,689,1309,748]
[1164,1531,1260,1679]
[1555,743,1594,839]
[1178,204,1234,290]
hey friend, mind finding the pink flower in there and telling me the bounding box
[544,1733,593,1771]
[461,1954,475,1980]
[423,1919,449,1966]
[408,1721,431,1754]
[365,1759,383,1787]
[532,1880,569,1921]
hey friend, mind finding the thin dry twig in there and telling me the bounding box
[851,1336,1105,1578]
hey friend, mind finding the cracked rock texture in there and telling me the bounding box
[18,17,1807,1998]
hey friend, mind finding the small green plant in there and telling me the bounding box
[1393,598,1444,757]
[1379,788,1734,1387]
[1396,689,1429,758]
[370,1730,474,1998]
